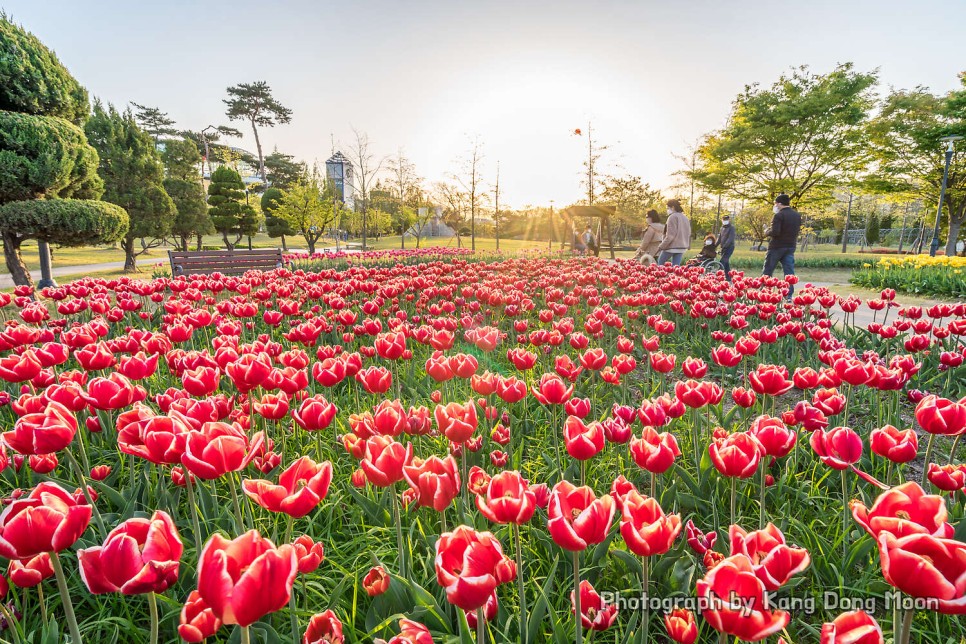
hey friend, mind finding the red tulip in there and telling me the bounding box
[637,400,668,427]
[434,401,477,443]
[833,357,876,386]
[375,618,431,644]
[75,342,116,371]
[0,349,42,383]
[547,480,615,551]
[496,375,528,403]
[820,610,882,644]
[507,347,537,370]
[43,381,88,412]
[571,579,618,631]
[7,553,54,587]
[83,372,143,410]
[664,608,699,644]
[649,351,675,373]
[198,530,297,626]
[915,395,966,436]
[375,331,407,360]
[117,351,159,381]
[242,456,333,518]
[360,436,412,487]
[926,463,966,492]
[0,482,92,558]
[434,525,516,610]
[118,408,192,466]
[731,387,757,408]
[363,565,390,596]
[2,401,77,455]
[302,610,344,643]
[685,519,717,555]
[564,397,591,419]
[356,366,393,394]
[619,489,682,556]
[748,364,793,396]
[711,345,742,368]
[629,426,680,474]
[312,358,347,387]
[674,380,721,408]
[809,427,862,470]
[729,523,810,590]
[709,432,763,479]
[225,353,274,393]
[792,367,821,390]
[181,422,265,480]
[475,470,536,525]
[178,590,222,643]
[563,415,605,460]
[812,388,846,416]
[851,481,954,539]
[876,532,966,614]
[292,534,325,574]
[748,415,796,458]
[78,510,183,594]
[403,455,460,511]
[464,591,498,629]
[696,554,790,641]
[532,373,574,405]
[682,357,708,378]
[253,392,290,421]
[292,394,338,431]
[869,425,918,463]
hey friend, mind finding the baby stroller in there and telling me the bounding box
[686,234,724,273]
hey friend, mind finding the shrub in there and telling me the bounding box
[851,255,966,298]
[0,198,128,246]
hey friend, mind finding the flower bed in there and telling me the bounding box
[851,255,966,298]
[0,255,964,643]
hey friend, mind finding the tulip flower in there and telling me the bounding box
[83,372,144,410]
[915,395,966,436]
[292,394,338,431]
[179,590,222,643]
[374,618,431,644]
[810,427,862,470]
[876,532,966,614]
[475,470,536,525]
[729,523,810,590]
[78,510,183,595]
[664,608,699,644]
[242,456,333,518]
[292,534,325,574]
[619,490,681,557]
[464,591,498,629]
[851,481,954,540]
[197,530,298,627]
[496,375,528,403]
[926,463,966,491]
[434,401,478,443]
[434,525,516,611]
[629,426,680,475]
[181,422,265,480]
[8,553,54,588]
[709,432,763,479]
[562,415,605,462]
[363,565,390,596]
[869,425,918,465]
[2,400,77,455]
[532,373,574,405]
[685,519,717,555]
[356,366,393,394]
[748,415,796,458]
[225,353,274,393]
[748,364,793,396]
[0,481,91,559]
[360,436,412,488]
[547,480,615,552]
[696,554,790,641]
[570,579,618,632]
[820,610,882,644]
[402,455,461,512]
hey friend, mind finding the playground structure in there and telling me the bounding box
[559,205,617,259]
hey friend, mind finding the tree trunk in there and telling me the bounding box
[222,233,235,251]
[122,237,139,272]
[306,236,316,255]
[251,118,265,183]
[195,234,203,251]
[946,215,963,258]
[280,235,288,252]
[2,233,32,288]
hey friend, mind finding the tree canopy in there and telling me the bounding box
[695,64,878,207]
[208,165,258,249]
[131,102,178,142]
[0,14,89,124]
[0,198,127,246]
[86,101,175,270]
[224,81,292,183]
[161,137,211,251]
[272,176,336,254]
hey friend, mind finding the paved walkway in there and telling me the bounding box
[0,258,160,289]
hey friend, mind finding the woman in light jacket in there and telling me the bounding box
[633,210,664,264]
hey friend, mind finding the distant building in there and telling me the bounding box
[204,146,261,187]
[325,152,354,209]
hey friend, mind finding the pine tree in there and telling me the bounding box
[208,165,258,249]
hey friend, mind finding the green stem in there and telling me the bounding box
[921,433,936,488]
[394,491,406,578]
[240,624,251,644]
[730,477,737,527]
[63,450,106,537]
[640,556,650,644]
[0,603,22,644]
[514,524,527,644]
[841,469,849,567]
[286,515,299,644]
[948,434,962,465]
[477,606,485,643]
[38,583,48,628]
[50,551,83,644]
[898,607,914,644]
[573,550,582,644]
[184,475,204,556]
[228,473,245,532]
[148,592,159,644]
[759,461,767,528]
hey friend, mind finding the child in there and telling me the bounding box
[686,234,718,267]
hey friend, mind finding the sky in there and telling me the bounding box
[4,0,965,208]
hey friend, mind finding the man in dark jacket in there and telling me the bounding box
[717,214,736,281]
[762,193,801,298]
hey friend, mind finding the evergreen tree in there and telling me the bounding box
[261,186,295,250]
[162,138,212,251]
[131,103,177,142]
[208,165,258,249]
[223,81,292,183]
[86,101,175,271]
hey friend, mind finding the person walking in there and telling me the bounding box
[582,225,598,256]
[717,213,736,281]
[632,210,664,265]
[656,199,691,266]
[762,193,802,299]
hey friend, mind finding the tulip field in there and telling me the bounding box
[1,249,966,644]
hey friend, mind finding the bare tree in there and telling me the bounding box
[493,161,501,251]
[576,123,607,205]
[345,129,385,250]
[456,137,486,251]
[433,181,468,248]
[388,150,419,249]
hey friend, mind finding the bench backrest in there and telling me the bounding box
[168,248,284,276]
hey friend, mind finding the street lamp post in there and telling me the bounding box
[930,136,962,257]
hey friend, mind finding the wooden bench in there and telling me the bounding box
[168,248,284,277]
